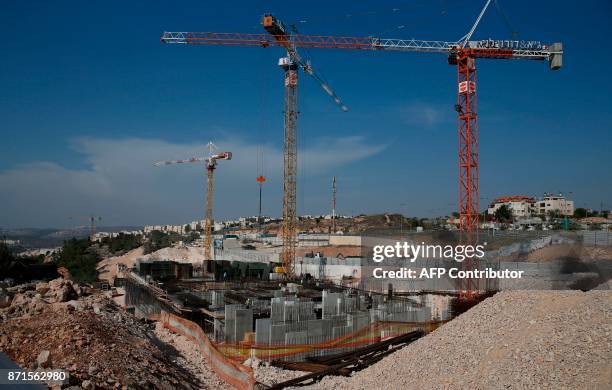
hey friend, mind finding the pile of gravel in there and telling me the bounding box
[311,290,611,389]
[243,357,307,387]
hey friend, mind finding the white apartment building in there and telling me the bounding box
[487,196,536,219]
[533,194,574,216]
[487,193,574,219]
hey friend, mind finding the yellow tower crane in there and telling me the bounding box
[154,141,232,261]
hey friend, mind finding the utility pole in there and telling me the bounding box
[257,175,266,223]
[331,176,337,234]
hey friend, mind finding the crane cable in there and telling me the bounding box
[494,0,519,39]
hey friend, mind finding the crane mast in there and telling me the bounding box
[204,160,216,260]
[280,57,298,276]
[456,52,479,298]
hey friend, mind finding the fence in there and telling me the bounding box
[216,248,278,263]
[581,231,612,246]
[157,311,256,390]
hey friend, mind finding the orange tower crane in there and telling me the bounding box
[160,1,562,295]
[154,142,232,261]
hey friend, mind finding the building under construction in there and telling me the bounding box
[124,269,449,364]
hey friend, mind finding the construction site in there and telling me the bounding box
[1,1,611,389]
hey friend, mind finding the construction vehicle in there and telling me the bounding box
[154,142,232,261]
[160,1,562,296]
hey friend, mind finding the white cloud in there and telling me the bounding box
[0,135,385,228]
[399,101,452,127]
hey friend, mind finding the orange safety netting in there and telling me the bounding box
[216,320,445,362]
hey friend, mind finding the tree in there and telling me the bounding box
[143,230,180,254]
[54,238,100,283]
[101,233,141,254]
[184,224,191,233]
[0,242,15,278]
[494,205,513,223]
[183,231,200,244]
[574,208,588,219]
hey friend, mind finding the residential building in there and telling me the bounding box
[487,193,575,219]
[487,196,536,219]
[533,193,574,216]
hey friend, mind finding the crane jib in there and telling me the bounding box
[161,32,559,62]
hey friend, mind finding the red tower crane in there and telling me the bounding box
[160,1,562,297]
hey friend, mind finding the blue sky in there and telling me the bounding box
[1,0,611,228]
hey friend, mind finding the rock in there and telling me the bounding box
[48,278,63,291]
[74,285,84,297]
[35,282,50,295]
[57,282,78,303]
[10,293,29,307]
[67,300,83,311]
[88,364,98,376]
[81,380,93,390]
[0,288,11,308]
[37,350,51,368]
[92,303,102,315]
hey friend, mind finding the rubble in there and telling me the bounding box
[242,357,307,386]
[154,322,230,389]
[0,278,203,388]
[36,350,51,368]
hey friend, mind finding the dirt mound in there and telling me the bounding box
[97,246,144,283]
[312,290,612,390]
[0,278,204,388]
